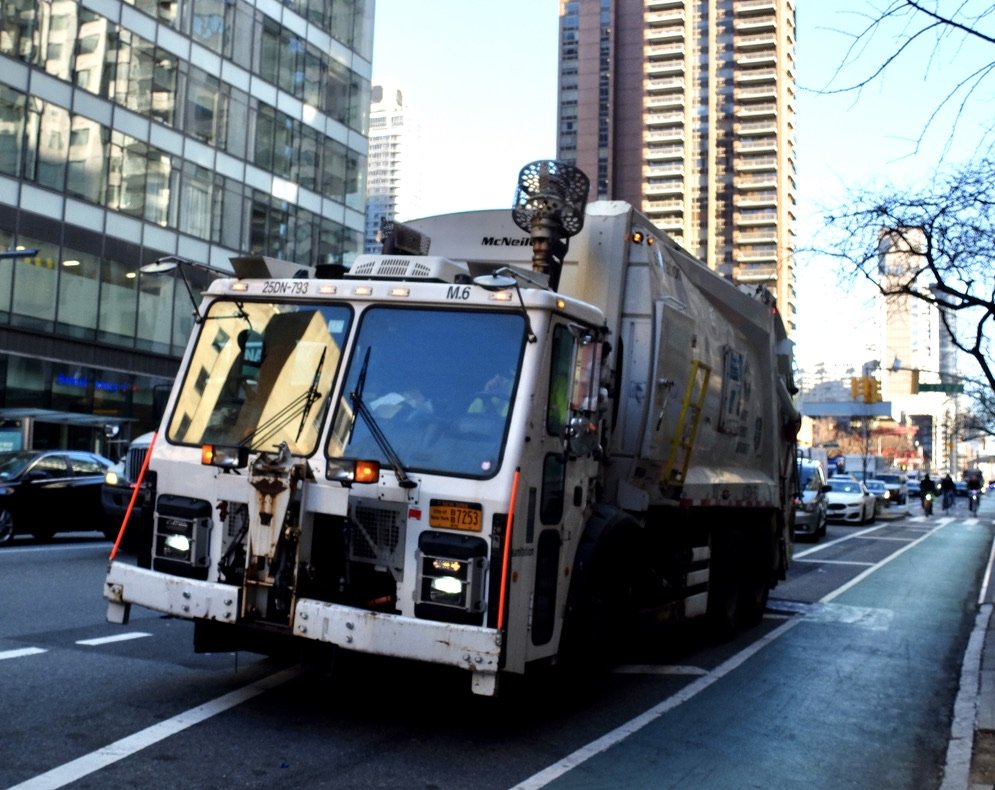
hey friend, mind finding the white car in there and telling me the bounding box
[825,477,877,525]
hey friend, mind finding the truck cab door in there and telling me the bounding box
[531,322,603,647]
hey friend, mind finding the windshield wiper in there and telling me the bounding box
[349,348,416,489]
[296,346,326,442]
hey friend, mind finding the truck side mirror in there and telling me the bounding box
[563,414,599,459]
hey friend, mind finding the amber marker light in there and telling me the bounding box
[201,444,249,469]
[354,460,380,484]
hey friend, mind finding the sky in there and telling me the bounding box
[370,1,994,370]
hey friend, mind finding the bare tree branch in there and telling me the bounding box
[820,158,995,393]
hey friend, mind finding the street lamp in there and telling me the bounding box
[0,248,39,260]
[139,255,218,323]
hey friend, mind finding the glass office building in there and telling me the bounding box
[0,0,373,452]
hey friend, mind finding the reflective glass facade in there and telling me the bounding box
[0,0,373,447]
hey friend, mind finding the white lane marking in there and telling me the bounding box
[793,558,875,566]
[75,632,151,647]
[978,537,995,606]
[793,524,886,558]
[510,618,801,790]
[8,666,301,790]
[0,647,46,660]
[613,665,708,676]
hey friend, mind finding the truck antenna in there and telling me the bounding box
[511,161,589,291]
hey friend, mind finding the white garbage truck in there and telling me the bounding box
[104,161,799,695]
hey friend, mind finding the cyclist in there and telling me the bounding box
[967,474,984,514]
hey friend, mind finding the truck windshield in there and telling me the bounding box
[327,307,526,479]
[166,300,352,455]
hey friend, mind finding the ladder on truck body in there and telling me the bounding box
[664,360,710,487]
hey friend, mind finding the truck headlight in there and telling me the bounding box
[152,495,213,578]
[416,532,487,623]
[157,517,195,561]
[426,558,469,606]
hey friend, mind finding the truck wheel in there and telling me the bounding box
[560,505,645,673]
[0,509,14,545]
[708,526,750,639]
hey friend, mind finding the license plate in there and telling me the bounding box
[429,500,482,532]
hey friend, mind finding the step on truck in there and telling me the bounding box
[105,161,800,696]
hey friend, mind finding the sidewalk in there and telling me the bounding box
[970,602,995,788]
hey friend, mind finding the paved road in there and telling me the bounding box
[2,507,991,789]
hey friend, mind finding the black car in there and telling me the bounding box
[0,450,113,545]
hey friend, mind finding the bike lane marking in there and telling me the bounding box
[513,517,954,789]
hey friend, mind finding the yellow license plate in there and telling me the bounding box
[429,500,483,532]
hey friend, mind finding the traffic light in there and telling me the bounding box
[850,377,861,400]
[910,369,919,394]
[860,377,882,403]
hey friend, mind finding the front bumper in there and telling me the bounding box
[793,509,820,535]
[827,504,865,522]
[104,561,504,695]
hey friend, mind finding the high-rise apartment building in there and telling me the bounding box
[364,82,422,252]
[0,0,372,449]
[879,228,962,471]
[557,0,797,331]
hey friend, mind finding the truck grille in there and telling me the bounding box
[126,446,149,482]
[351,502,405,571]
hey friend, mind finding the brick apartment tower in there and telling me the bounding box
[557,0,797,332]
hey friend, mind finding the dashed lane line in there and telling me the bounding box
[76,632,152,646]
[0,647,46,660]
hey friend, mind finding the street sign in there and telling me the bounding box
[918,383,963,394]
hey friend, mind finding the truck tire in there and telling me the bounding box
[560,504,646,674]
[707,526,745,640]
[709,518,774,638]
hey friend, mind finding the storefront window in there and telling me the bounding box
[5,356,53,409]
